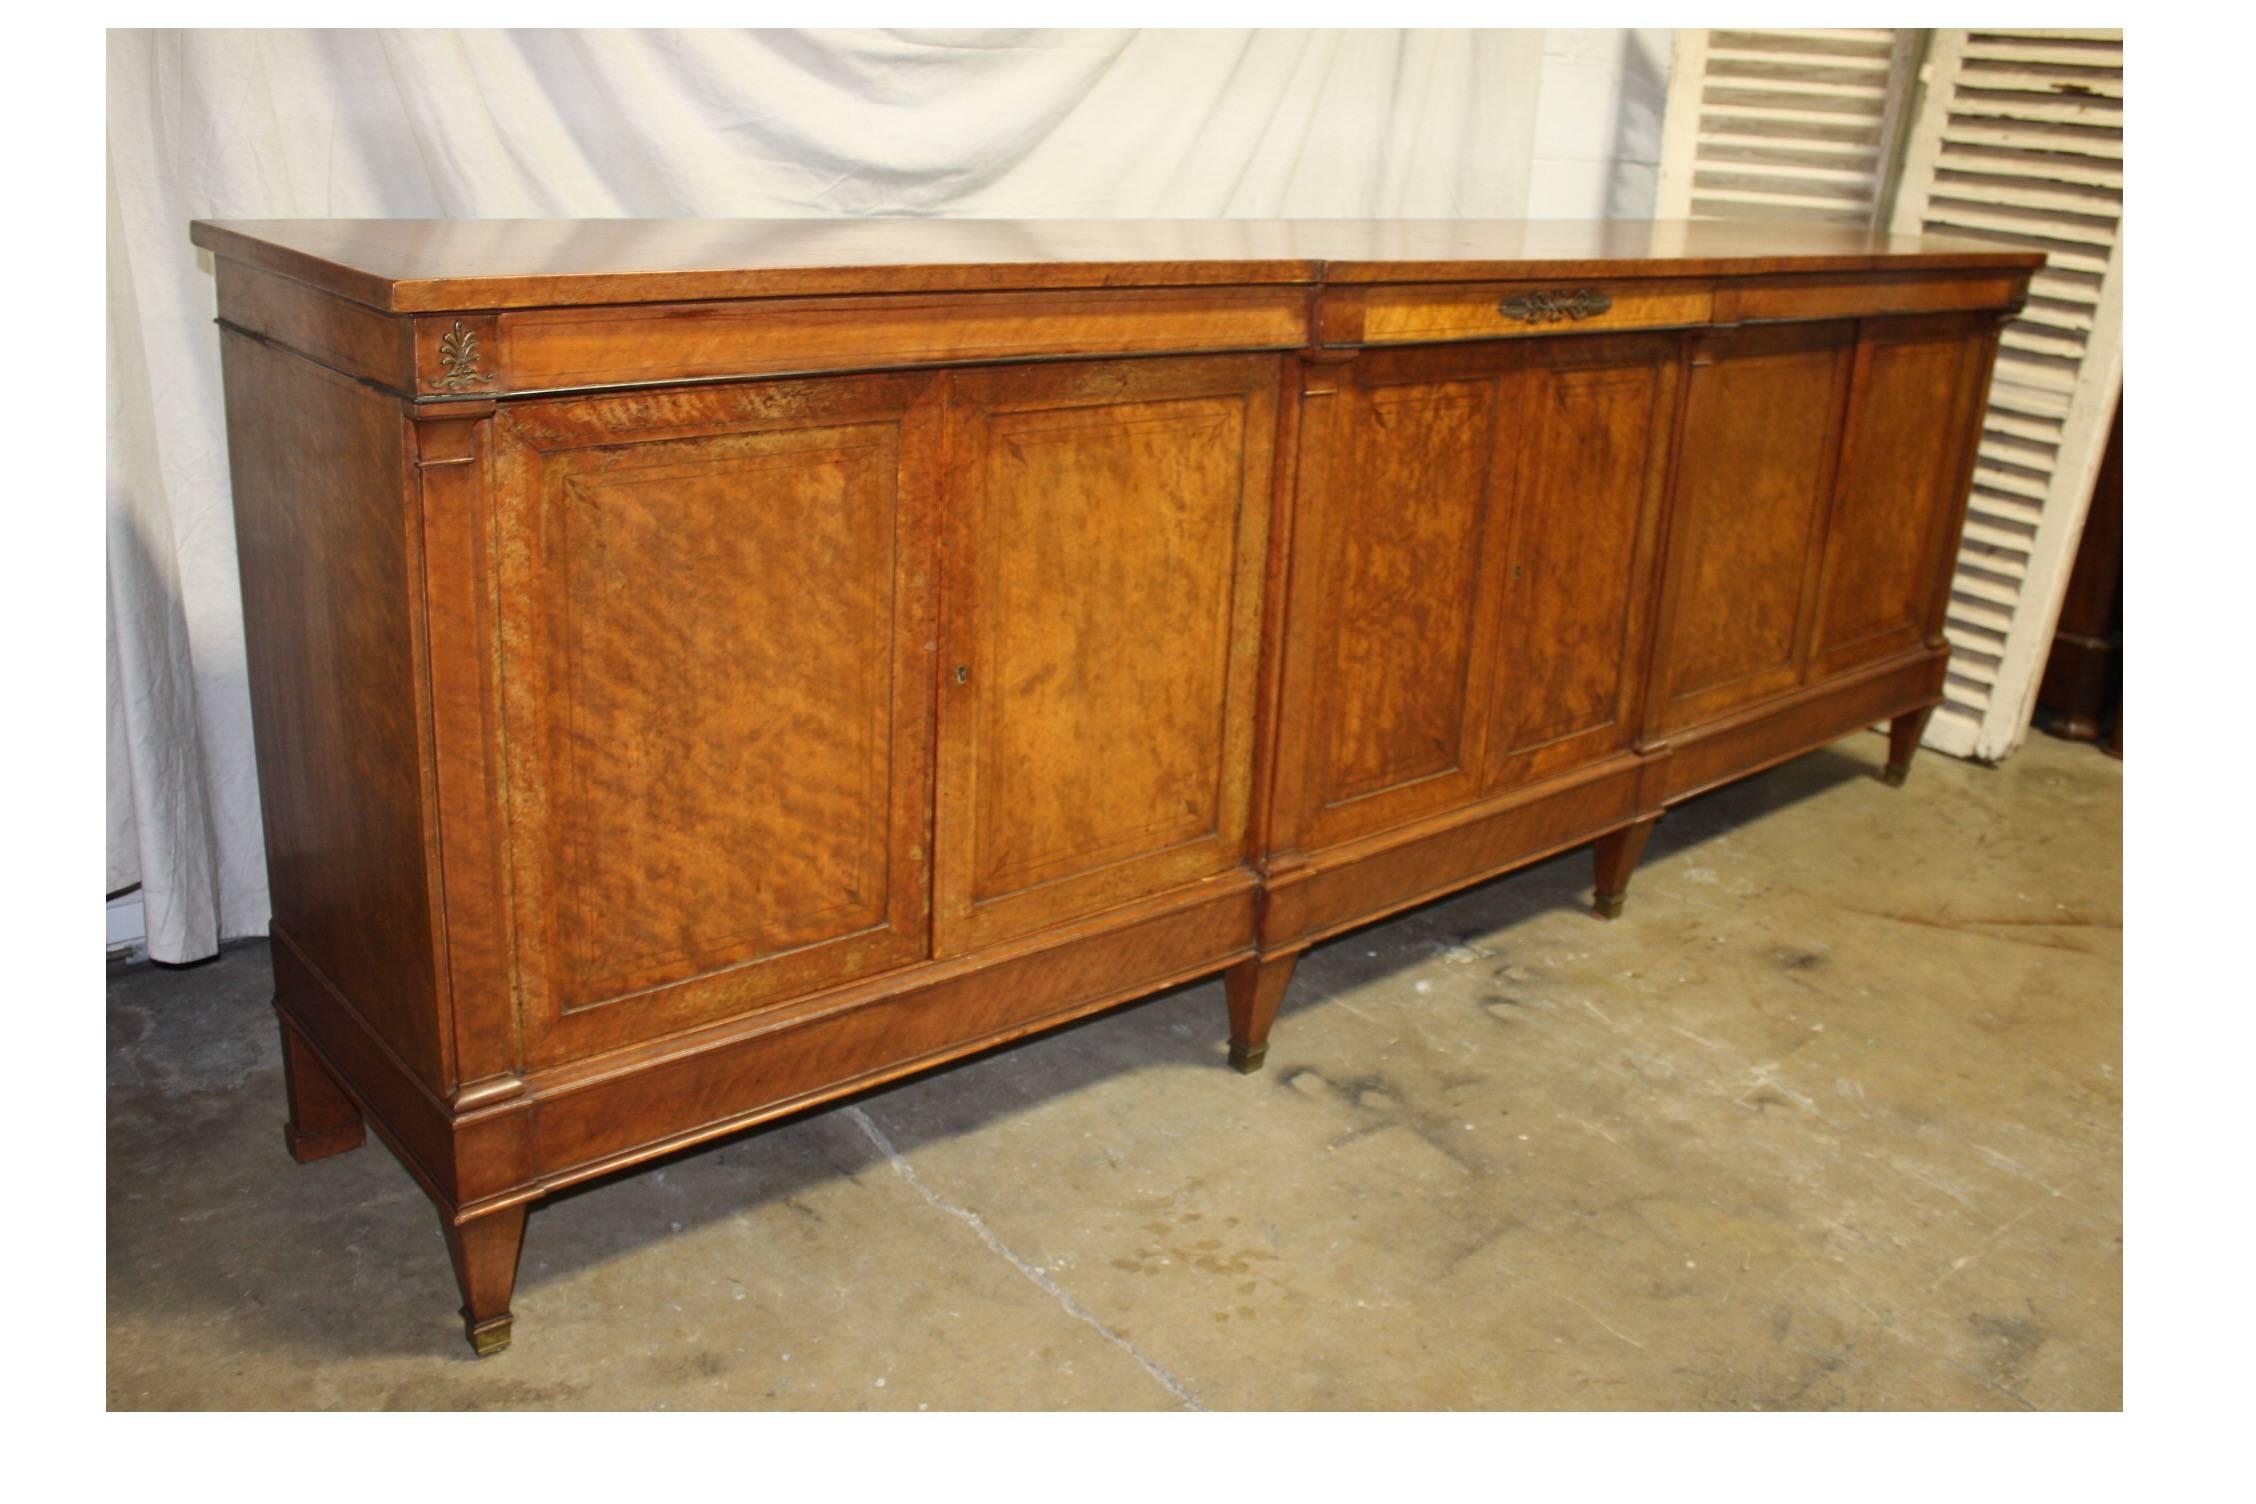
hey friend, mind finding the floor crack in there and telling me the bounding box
[843,1106,1204,1411]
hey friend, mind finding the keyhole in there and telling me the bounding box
[954,665,970,685]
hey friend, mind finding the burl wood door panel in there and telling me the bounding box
[1807,315,1997,682]
[1283,349,1511,849]
[1481,334,1680,793]
[1654,320,1856,733]
[491,373,942,1065]
[935,355,1278,954]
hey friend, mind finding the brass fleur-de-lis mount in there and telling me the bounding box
[1497,288,1614,324]
[435,320,491,390]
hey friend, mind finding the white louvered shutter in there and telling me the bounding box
[1654,29,1923,224]
[1887,29,2123,761]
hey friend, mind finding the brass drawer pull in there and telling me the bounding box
[1497,289,1614,324]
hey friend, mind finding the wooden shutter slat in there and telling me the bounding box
[1891,27,2123,761]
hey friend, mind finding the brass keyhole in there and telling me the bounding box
[954,665,970,685]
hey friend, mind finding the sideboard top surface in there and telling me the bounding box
[189,218,2045,313]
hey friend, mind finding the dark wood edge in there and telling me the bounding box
[1323,251,2047,284]
[422,345,1314,405]
[1261,756,1649,950]
[1660,650,1945,807]
[214,320,417,402]
[193,220,405,311]
[270,925,459,1207]
[202,248,2034,405]
[452,884,1261,1211]
[192,216,2044,317]
[1260,647,1954,956]
[1321,288,2031,356]
[506,869,1258,1099]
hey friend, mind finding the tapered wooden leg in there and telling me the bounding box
[278,1010,365,1164]
[444,1204,529,1357]
[1592,815,1661,920]
[1225,953,1299,1074]
[1884,705,1937,787]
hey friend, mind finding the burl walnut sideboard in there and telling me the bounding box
[191,219,2039,1354]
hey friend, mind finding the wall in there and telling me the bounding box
[1530,28,1672,218]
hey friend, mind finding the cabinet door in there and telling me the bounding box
[1281,346,1513,849]
[1652,321,1856,733]
[491,373,942,1066]
[1807,315,1996,681]
[934,355,1278,955]
[1482,336,1680,793]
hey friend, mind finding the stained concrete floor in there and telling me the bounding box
[107,731,2121,1410]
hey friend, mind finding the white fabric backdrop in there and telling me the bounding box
[107,28,1658,962]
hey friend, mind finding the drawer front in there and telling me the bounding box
[490,371,944,1066]
[417,287,1311,396]
[1718,270,2029,324]
[1327,279,1714,347]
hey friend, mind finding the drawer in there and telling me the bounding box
[1717,270,2029,323]
[1324,278,1714,346]
[415,286,1313,396]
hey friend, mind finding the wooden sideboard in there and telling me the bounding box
[192,219,2038,1354]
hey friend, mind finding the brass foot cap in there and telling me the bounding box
[1593,892,1626,920]
[1881,764,1910,788]
[1228,1044,1268,1074]
[463,1314,514,1357]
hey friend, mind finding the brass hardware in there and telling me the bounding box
[435,320,491,391]
[954,665,970,685]
[462,1310,513,1357]
[1497,289,1614,324]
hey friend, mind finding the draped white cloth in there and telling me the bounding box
[105,28,1620,962]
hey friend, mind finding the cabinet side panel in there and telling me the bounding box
[220,331,445,1089]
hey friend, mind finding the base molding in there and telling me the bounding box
[271,658,1954,1346]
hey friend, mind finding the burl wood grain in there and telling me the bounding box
[1655,321,1855,733]
[1295,361,1503,848]
[1285,331,1677,849]
[489,373,943,1065]
[1483,336,1678,793]
[1809,314,1995,680]
[936,356,1277,955]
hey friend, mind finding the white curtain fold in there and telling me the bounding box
[105,27,1554,961]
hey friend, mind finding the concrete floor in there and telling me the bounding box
[107,731,2121,1410]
